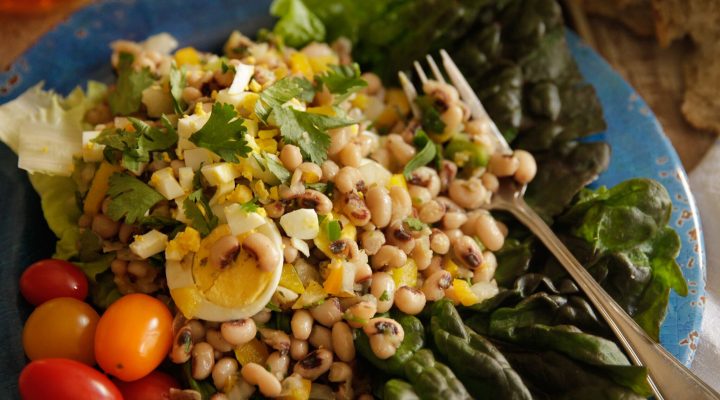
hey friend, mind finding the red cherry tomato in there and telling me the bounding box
[95,293,173,381]
[114,370,179,400]
[19,358,122,400]
[20,259,88,305]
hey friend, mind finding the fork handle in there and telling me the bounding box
[503,196,720,400]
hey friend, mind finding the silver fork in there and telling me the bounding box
[400,50,720,400]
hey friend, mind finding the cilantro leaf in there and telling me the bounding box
[403,134,437,179]
[255,76,315,122]
[94,116,177,172]
[189,102,251,162]
[315,63,367,104]
[108,52,155,115]
[270,0,326,48]
[106,173,164,223]
[184,189,218,236]
[415,95,446,134]
[264,154,291,183]
[404,217,427,231]
[327,220,341,241]
[273,106,354,164]
[169,62,186,115]
[239,198,260,213]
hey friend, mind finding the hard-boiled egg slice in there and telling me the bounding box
[166,218,283,321]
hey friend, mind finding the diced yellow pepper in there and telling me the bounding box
[290,53,313,80]
[256,138,278,153]
[83,162,121,216]
[274,65,289,80]
[292,281,328,309]
[258,129,279,139]
[445,279,480,306]
[269,186,280,201]
[351,93,368,110]
[280,263,306,294]
[444,257,460,278]
[234,338,269,366]
[387,174,408,191]
[306,106,336,116]
[175,47,200,66]
[323,263,344,296]
[391,259,418,289]
[277,377,312,400]
[249,79,262,93]
[226,184,253,204]
[309,55,339,74]
[243,119,259,137]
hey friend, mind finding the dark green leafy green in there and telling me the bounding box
[270,0,326,48]
[356,313,425,377]
[90,270,122,309]
[404,349,473,400]
[255,76,315,122]
[182,361,217,399]
[169,62,186,114]
[106,173,164,223]
[315,63,367,104]
[108,52,155,115]
[415,95,446,134]
[189,102,250,162]
[273,106,354,164]
[183,189,219,237]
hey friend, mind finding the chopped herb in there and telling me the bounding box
[343,312,368,325]
[315,63,367,104]
[182,361,217,398]
[108,52,155,115]
[94,116,178,173]
[403,134,437,179]
[266,301,282,312]
[106,173,165,223]
[189,102,251,162]
[273,106,354,164]
[379,290,390,302]
[327,220,341,241]
[412,129,443,169]
[415,95,446,134]
[306,181,330,193]
[220,58,236,74]
[169,62,186,115]
[264,153,292,183]
[405,217,427,231]
[252,153,267,172]
[239,198,260,213]
[183,189,219,236]
[136,216,186,239]
[254,76,315,121]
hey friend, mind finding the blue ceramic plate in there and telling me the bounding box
[0,0,706,396]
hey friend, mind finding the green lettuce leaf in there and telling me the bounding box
[270,0,326,48]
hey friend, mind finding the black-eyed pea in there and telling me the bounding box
[297,189,333,215]
[354,262,372,283]
[385,220,416,254]
[329,362,353,383]
[481,172,499,192]
[208,235,240,269]
[411,236,433,271]
[454,235,484,269]
[252,309,272,325]
[418,200,446,224]
[407,166,441,198]
[448,178,487,210]
[365,186,392,228]
[422,255,443,278]
[170,325,193,363]
[308,325,333,351]
[280,144,303,171]
[191,342,215,380]
[443,211,468,230]
[389,186,412,221]
[291,310,314,340]
[408,185,432,205]
[444,228,464,246]
[241,362,282,397]
[186,320,206,342]
[259,328,291,354]
[212,357,239,391]
[331,322,355,362]
[92,214,120,239]
[334,167,362,194]
[282,237,298,264]
[362,318,405,360]
[430,229,450,254]
[371,245,407,270]
[290,338,308,361]
[386,134,416,164]
[394,286,427,315]
[266,351,290,381]
[242,233,281,272]
[422,270,452,301]
[474,212,504,252]
[496,219,509,237]
[310,297,343,327]
[488,152,520,177]
[339,143,362,168]
[360,229,385,256]
[209,392,229,400]
[361,72,381,95]
[295,162,323,184]
[473,251,498,283]
[513,149,537,184]
[321,160,339,182]
[220,319,256,346]
[328,126,353,156]
[344,300,377,328]
[206,329,233,353]
[293,349,333,380]
[370,272,395,313]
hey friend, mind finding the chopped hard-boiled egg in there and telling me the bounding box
[129,229,169,259]
[82,131,104,162]
[201,162,239,186]
[177,113,210,139]
[291,237,310,257]
[228,63,255,94]
[165,227,201,261]
[166,222,283,321]
[224,203,266,236]
[178,167,194,192]
[184,147,220,170]
[149,167,185,200]
[280,209,320,240]
[209,181,235,205]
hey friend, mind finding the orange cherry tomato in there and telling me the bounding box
[95,293,173,381]
[114,370,179,400]
[22,297,99,365]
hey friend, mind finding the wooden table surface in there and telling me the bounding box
[0,1,714,172]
